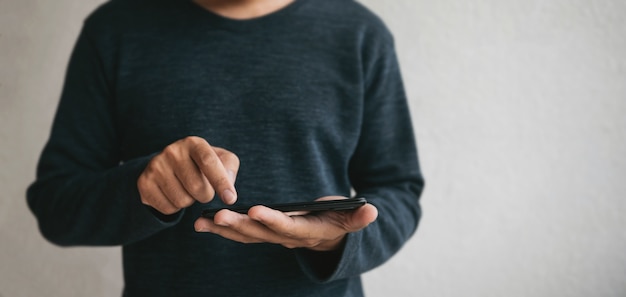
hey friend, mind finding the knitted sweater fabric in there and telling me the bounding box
[27,0,424,296]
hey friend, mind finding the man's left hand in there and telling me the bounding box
[194,196,378,251]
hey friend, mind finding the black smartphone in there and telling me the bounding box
[201,197,367,219]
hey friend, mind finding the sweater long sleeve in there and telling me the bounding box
[27,26,183,246]
[27,0,424,296]
[295,31,423,282]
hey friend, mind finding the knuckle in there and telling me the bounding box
[185,136,210,152]
[137,179,153,203]
[160,206,179,216]
[197,152,218,169]
[161,143,178,157]
[170,196,192,209]
[139,194,151,206]
[303,239,320,248]
[142,161,159,177]
[137,176,147,191]
[219,150,240,167]
[281,243,298,249]
[194,192,215,204]
[183,135,203,144]
[204,187,216,201]
[166,191,194,209]
[186,181,207,196]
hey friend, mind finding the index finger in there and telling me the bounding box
[188,138,238,205]
[213,147,240,183]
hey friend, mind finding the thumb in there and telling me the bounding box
[345,203,378,232]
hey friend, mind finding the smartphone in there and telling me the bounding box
[201,197,367,219]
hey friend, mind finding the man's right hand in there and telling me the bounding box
[137,136,240,215]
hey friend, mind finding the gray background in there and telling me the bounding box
[1,0,625,296]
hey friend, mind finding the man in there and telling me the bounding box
[27,0,424,295]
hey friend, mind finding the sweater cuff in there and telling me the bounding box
[294,230,362,283]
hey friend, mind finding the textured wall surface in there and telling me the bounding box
[1,0,625,296]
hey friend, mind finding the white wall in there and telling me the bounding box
[1,0,624,296]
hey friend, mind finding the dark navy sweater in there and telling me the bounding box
[27,0,424,296]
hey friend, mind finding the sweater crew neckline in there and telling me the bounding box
[186,0,308,30]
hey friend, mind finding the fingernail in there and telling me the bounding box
[215,219,229,227]
[222,189,237,205]
[195,226,209,232]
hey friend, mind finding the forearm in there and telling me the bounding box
[295,39,425,278]
[295,182,423,282]
[27,155,182,246]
